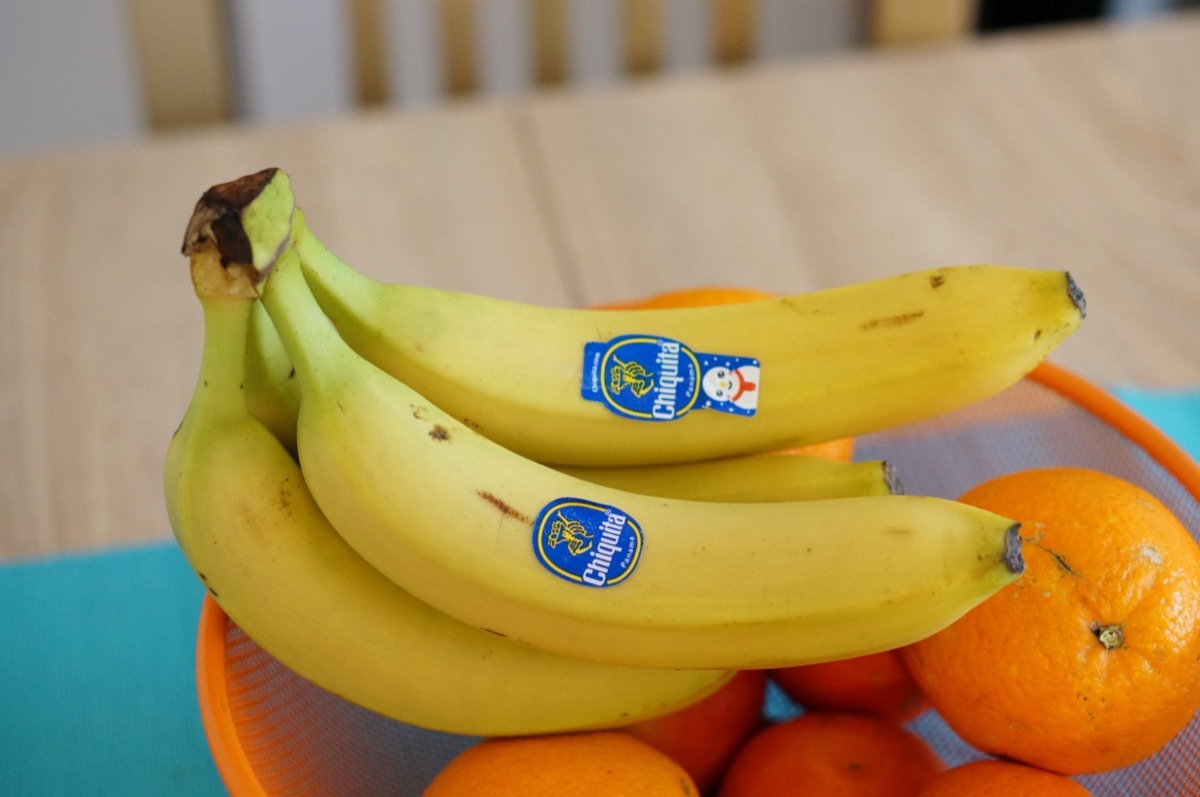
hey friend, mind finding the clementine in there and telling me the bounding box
[902,467,1200,775]
[422,730,698,796]
[771,649,928,723]
[784,435,856,462]
[716,711,944,797]
[916,759,1092,796]
[597,286,776,310]
[624,669,766,794]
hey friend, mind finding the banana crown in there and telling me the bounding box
[181,167,295,294]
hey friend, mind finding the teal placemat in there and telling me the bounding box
[1111,385,1200,463]
[0,543,224,796]
[1,385,1197,796]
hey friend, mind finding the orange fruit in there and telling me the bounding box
[771,649,928,723]
[423,730,698,796]
[716,711,945,797]
[782,436,856,462]
[598,286,776,310]
[902,467,1200,775]
[916,759,1092,796]
[624,669,766,793]
[595,285,856,461]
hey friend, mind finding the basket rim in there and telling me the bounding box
[1030,361,1200,500]
[193,359,1200,796]
[197,590,268,796]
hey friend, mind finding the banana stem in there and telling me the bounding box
[293,219,382,321]
[178,244,257,422]
[259,249,347,396]
[188,294,255,423]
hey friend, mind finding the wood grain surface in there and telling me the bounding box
[2,13,1198,560]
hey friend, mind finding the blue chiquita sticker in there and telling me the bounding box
[581,334,760,420]
[532,498,643,587]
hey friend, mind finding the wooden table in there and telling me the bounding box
[3,13,1199,561]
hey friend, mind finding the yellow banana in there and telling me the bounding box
[562,455,900,502]
[244,299,300,454]
[250,221,1025,670]
[165,197,732,736]
[284,198,1083,467]
[239,279,899,502]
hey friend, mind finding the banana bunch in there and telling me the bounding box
[167,247,739,737]
[167,167,1083,732]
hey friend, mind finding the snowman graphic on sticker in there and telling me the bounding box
[699,361,760,413]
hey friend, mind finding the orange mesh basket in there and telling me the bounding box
[196,361,1200,795]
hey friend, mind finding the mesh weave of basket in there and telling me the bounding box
[205,372,1200,796]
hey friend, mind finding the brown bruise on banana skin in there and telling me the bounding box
[929,273,947,289]
[476,491,531,524]
[859,311,925,331]
[410,402,458,441]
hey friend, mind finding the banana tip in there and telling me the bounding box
[1003,523,1025,574]
[1065,272,1086,319]
[883,461,905,495]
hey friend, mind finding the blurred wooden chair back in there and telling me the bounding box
[2,0,975,151]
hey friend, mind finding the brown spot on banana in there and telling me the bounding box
[859,311,925,331]
[476,491,531,524]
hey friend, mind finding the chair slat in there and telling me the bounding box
[713,0,756,64]
[442,0,476,94]
[127,0,232,128]
[869,0,976,45]
[112,0,982,130]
